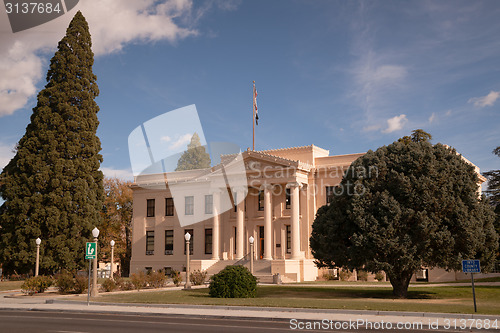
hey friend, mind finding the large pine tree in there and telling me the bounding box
[0,11,104,275]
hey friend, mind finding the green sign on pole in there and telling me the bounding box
[85,242,96,259]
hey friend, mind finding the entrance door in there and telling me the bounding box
[259,226,264,259]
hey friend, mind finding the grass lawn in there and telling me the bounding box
[0,280,24,291]
[93,285,500,315]
[292,276,500,285]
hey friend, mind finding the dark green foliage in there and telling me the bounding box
[171,270,182,287]
[147,271,166,288]
[175,133,211,171]
[55,271,75,293]
[209,265,257,298]
[311,137,498,298]
[398,129,432,144]
[73,275,88,294]
[0,11,104,275]
[130,271,148,291]
[483,146,500,207]
[21,275,53,295]
[339,270,352,281]
[120,280,134,291]
[483,146,500,259]
[190,269,208,285]
[100,278,117,292]
[374,272,385,282]
[357,270,368,281]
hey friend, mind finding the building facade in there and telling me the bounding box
[129,144,498,282]
[130,145,363,282]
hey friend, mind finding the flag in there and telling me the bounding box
[253,84,259,125]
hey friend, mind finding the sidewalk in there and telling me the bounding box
[1,290,499,330]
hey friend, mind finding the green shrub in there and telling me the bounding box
[357,270,368,281]
[322,272,337,281]
[190,270,207,286]
[339,269,352,281]
[9,274,23,281]
[21,275,53,295]
[121,280,134,291]
[113,276,124,289]
[130,271,147,291]
[147,271,166,288]
[100,278,117,292]
[171,270,182,287]
[55,271,75,293]
[73,275,88,294]
[375,271,385,282]
[209,265,257,298]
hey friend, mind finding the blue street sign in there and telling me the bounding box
[462,260,481,273]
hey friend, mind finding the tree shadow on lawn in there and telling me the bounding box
[186,287,436,300]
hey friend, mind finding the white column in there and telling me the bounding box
[235,188,246,260]
[289,182,301,260]
[212,191,220,260]
[263,184,273,260]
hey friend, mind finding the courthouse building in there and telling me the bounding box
[130,145,363,282]
[129,144,497,282]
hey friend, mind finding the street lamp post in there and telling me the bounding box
[184,232,191,290]
[91,227,99,297]
[110,240,115,280]
[35,238,41,276]
[249,236,254,275]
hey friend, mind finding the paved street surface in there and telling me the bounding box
[1,310,498,333]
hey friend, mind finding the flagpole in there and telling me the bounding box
[252,81,255,151]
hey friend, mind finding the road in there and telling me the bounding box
[0,310,497,333]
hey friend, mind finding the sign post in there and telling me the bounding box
[462,260,480,313]
[85,242,97,305]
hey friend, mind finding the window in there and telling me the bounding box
[165,198,174,216]
[184,229,193,255]
[233,192,237,212]
[205,195,213,214]
[164,267,172,277]
[145,267,152,274]
[165,230,173,255]
[326,186,335,204]
[205,228,213,254]
[258,190,264,211]
[147,199,155,217]
[286,225,291,254]
[146,230,154,255]
[185,196,194,215]
[285,188,291,209]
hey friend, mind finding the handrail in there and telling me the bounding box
[232,253,250,266]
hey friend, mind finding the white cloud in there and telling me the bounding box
[169,133,192,150]
[428,112,437,123]
[382,114,408,133]
[369,65,407,83]
[0,142,15,170]
[100,166,134,181]
[362,124,381,132]
[445,109,452,116]
[468,91,500,108]
[161,136,172,142]
[0,0,200,117]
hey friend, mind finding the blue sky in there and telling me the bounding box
[0,0,499,184]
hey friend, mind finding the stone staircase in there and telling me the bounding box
[204,258,274,284]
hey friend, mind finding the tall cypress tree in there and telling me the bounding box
[0,11,104,275]
[175,133,211,171]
